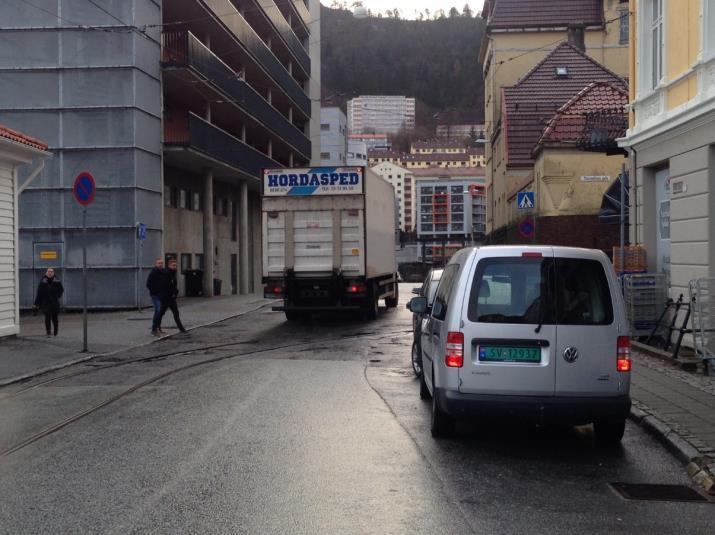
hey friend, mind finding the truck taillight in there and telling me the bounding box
[617,336,631,372]
[445,332,464,368]
[264,283,284,298]
[346,283,367,294]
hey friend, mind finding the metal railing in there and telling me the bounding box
[162,31,310,159]
[689,278,715,374]
[164,111,278,178]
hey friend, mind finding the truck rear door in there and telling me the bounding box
[459,248,557,396]
[293,211,334,272]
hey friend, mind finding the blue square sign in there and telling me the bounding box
[517,191,535,210]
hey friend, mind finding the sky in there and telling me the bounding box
[321,1,486,20]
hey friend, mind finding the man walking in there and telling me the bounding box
[33,268,64,336]
[154,257,187,335]
[147,257,165,336]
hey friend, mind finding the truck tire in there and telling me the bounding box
[365,288,379,320]
[385,282,399,308]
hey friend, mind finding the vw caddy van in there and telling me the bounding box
[411,246,631,443]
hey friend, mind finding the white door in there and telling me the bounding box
[655,168,671,280]
[458,248,557,396]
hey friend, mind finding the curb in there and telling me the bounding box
[629,401,715,495]
[0,300,273,388]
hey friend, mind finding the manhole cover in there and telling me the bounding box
[610,483,709,502]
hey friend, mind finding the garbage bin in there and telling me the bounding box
[213,278,222,296]
[184,269,204,297]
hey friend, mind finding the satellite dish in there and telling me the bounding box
[353,6,368,19]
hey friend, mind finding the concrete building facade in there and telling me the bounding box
[619,0,715,296]
[369,161,413,231]
[1,0,319,307]
[319,107,347,166]
[347,95,416,135]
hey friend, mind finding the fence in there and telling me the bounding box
[689,278,715,374]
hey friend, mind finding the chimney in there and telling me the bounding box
[567,24,586,52]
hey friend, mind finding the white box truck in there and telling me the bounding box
[262,166,399,320]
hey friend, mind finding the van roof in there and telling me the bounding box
[471,245,607,261]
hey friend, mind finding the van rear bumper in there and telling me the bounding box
[436,389,631,425]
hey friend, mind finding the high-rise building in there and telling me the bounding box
[319,107,347,166]
[347,96,416,135]
[1,0,320,307]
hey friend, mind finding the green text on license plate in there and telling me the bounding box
[479,346,541,363]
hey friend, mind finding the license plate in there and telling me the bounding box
[479,346,541,363]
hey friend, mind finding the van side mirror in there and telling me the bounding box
[410,297,428,314]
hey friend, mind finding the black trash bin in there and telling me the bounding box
[213,278,222,296]
[185,269,204,297]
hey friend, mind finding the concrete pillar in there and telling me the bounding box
[288,61,293,76]
[204,101,211,122]
[241,124,247,143]
[267,88,272,105]
[267,139,273,159]
[203,168,215,297]
[239,181,250,294]
[289,152,294,167]
[288,107,293,123]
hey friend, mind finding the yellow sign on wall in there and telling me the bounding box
[39,251,58,260]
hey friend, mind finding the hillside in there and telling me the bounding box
[320,7,486,124]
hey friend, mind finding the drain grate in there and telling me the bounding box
[611,483,709,503]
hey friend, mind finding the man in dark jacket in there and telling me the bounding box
[147,257,165,336]
[34,268,64,336]
[153,257,187,335]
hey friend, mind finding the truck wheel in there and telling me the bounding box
[365,292,379,320]
[431,387,455,438]
[385,282,399,308]
[285,310,302,321]
[594,418,626,446]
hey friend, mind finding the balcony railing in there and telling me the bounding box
[165,111,278,178]
[202,0,310,115]
[162,31,310,159]
[237,0,310,74]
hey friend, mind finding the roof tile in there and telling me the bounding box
[486,0,603,29]
[0,125,48,151]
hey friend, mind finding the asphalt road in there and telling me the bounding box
[0,285,712,534]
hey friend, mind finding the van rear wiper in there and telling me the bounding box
[534,303,544,334]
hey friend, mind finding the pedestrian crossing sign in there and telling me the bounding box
[517,191,535,210]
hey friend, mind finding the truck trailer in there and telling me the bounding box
[262,166,399,320]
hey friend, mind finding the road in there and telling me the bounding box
[0,285,712,534]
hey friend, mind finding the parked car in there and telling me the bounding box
[411,246,631,444]
[406,268,443,377]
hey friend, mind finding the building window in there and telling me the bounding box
[195,254,205,271]
[180,253,192,274]
[164,186,173,207]
[193,192,202,211]
[619,8,629,45]
[321,123,330,131]
[179,189,188,209]
[706,0,715,58]
[648,0,664,89]
[320,152,331,160]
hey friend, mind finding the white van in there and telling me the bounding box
[411,246,631,443]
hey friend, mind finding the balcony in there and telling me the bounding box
[162,31,310,160]
[201,0,310,115]
[240,0,310,76]
[165,111,278,180]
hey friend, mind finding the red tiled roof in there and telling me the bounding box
[502,43,626,167]
[538,82,628,145]
[485,0,603,30]
[0,125,48,151]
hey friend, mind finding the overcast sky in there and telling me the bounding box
[321,1,486,20]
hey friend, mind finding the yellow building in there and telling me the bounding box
[618,0,715,296]
[480,0,630,236]
[410,140,467,154]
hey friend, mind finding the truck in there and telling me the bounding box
[262,166,399,321]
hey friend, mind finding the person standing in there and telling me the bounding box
[33,268,64,336]
[147,257,165,336]
[154,257,187,335]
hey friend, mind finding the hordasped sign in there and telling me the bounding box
[263,167,364,196]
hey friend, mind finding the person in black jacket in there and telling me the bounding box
[33,268,64,336]
[153,257,187,335]
[146,257,165,336]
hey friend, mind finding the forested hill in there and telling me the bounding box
[320,6,486,123]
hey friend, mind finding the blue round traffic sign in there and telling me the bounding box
[73,172,96,206]
[518,217,535,238]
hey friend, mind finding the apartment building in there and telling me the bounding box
[320,107,347,165]
[369,161,413,231]
[0,0,320,307]
[618,0,715,296]
[348,133,391,151]
[436,124,485,140]
[347,95,416,135]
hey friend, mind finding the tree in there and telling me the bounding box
[449,7,460,18]
[462,4,473,17]
[435,9,446,19]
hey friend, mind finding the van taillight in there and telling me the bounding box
[445,332,464,368]
[617,336,631,372]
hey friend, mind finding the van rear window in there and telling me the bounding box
[468,257,613,325]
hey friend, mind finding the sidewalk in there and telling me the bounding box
[630,350,715,493]
[0,293,270,386]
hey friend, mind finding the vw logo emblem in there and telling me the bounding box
[563,347,579,363]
